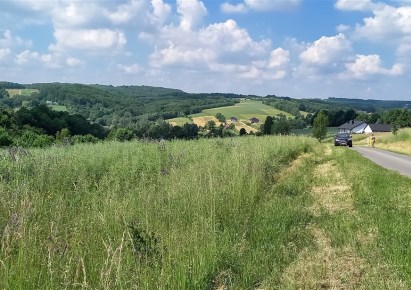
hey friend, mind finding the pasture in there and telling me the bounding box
[6,89,39,97]
[168,100,292,132]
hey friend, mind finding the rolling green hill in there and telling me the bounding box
[168,100,292,132]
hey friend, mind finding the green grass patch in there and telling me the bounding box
[168,100,292,128]
[315,147,411,288]
[49,105,68,112]
[6,89,39,97]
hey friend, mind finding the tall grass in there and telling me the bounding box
[354,128,411,155]
[0,136,316,289]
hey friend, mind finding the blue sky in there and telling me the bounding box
[1,0,411,100]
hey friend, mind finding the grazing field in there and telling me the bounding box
[6,89,39,97]
[49,105,69,112]
[168,100,292,132]
[1,136,410,289]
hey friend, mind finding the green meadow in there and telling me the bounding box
[0,136,410,289]
[6,89,39,97]
[168,100,292,127]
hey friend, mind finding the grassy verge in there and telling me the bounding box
[286,145,411,289]
[350,128,411,155]
[0,136,317,289]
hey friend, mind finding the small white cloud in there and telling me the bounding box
[0,48,11,61]
[106,0,146,25]
[222,0,301,13]
[220,3,247,13]
[335,0,379,11]
[177,0,208,31]
[245,0,300,11]
[51,29,127,51]
[117,63,142,74]
[66,57,83,67]
[336,24,351,33]
[343,54,404,79]
[15,50,40,65]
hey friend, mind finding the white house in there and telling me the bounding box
[338,120,368,134]
[363,124,391,134]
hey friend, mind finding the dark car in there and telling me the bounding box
[334,133,352,147]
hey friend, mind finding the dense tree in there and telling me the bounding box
[261,116,273,135]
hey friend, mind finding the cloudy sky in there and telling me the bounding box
[1,0,411,100]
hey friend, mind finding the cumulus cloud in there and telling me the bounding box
[151,0,172,25]
[177,0,208,31]
[221,0,301,13]
[343,54,404,79]
[299,33,351,66]
[268,48,290,68]
[50,29,127,51]
[144,13,292,81]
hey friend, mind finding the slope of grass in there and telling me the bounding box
[350,128,411,155]
[168,100,292,130]
[0,136,316,289]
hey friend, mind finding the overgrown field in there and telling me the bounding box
[1,136,410,289]
[0,136,315,289]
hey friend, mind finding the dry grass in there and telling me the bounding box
[192,116,222,127]
[281,227,367,290]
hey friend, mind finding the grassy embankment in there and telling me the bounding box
[352,128,411,155]
[1,136,410,289]
[168,100,292,133]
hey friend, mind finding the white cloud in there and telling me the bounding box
[335,0,380,11]
[118,63,142,74]
[151,0,172,25]
[105,0,146,25]
[15,50,40,65]
[221,0,300,13]
[0,48,11,61]
[299,33,351,66]
[268,48,290,68]
[220,3,247,13]
[149,19,271,71]
[245,0,300,11]
[51,29,127,51]
[343,54,404,79]
[66,57,83,67]
[177,0,208,31]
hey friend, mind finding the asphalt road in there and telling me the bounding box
[352,147,411,178]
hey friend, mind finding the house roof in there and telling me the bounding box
[338,120,365,130]
[368,123,391,132]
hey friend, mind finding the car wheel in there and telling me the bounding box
[348,143,352,147]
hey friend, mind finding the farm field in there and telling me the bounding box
[168,100,292,132]
[6,89,39,97]
[1,136,410,289]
